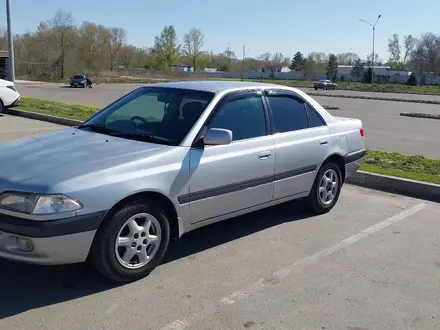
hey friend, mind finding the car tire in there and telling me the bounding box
[314,87,318,90]
[0,100,4,113]
[306,162,342,214]
[90,199,170,283]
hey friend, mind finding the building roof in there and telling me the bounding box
[150,80,284,93]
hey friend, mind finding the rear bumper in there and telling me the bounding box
[344,149,366,179]
[0,210,107,265]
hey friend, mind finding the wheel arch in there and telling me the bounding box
[98,191,181,242]
[322,153,346,183]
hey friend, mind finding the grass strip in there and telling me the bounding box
[14,99,440,185]
[19,97,99,121]
[361,150,440,184]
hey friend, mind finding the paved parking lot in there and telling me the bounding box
[0,113,63,143]
[0,114,440,330]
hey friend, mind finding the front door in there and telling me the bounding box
[185,91,275,224]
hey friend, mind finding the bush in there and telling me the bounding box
[406,73,417,86]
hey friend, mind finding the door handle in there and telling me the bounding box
[319,139,328,145]
[258,151,272,160]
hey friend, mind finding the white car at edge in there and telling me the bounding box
[0,78,20,113]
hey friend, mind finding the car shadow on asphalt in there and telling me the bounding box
[0,199,314,320]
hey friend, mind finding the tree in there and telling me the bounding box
[387,34,401,67]
[403,35,417,65]
[303,55,316,79]
[406,72,417,86]
[37,10,76,79]
[363,67,372,83]
[118,44,137,68]
[77,22,109,76]
[151,25,180,70]
[337,52,360,65]
[182,27,204,71]
[290,51,305,71]
[327,54,338,81]
[387,33,417,68]
[366,53,381,66]
[351,59,365,82]
[106,27,127,71]
[409,33,440,75]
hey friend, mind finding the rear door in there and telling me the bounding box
[264,89,330,200]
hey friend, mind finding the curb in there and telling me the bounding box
[322,105,340,110]
[346,170,440,203]
[4,109,82,126]
[400,112,440,120]
[308,92,440,105]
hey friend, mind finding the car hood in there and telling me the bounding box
[0,127,169,188]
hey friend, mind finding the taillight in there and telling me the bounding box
[360,128,364,138]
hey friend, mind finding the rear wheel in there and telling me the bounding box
[0,100,4,113]
[306,162,342,214]
[91,199,170,283]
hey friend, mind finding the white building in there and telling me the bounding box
[337,65,412,82]
[252,66,291,73]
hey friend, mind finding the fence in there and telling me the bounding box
[111,68,440,85]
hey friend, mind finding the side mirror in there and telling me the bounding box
[203,128,232,146]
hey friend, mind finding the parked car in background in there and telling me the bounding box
[0,81,365,283]
[0,78,20,113]
[69,74,89,88]
[314,80,338,90]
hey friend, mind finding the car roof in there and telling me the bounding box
[149,80,291,93]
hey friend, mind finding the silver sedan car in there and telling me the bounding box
[0,81,365,282]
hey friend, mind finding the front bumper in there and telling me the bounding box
[344,149,367,179]
[0,211,107,265]
[6,96,20,108]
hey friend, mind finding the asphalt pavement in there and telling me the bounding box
[15,82,440,158]
[0,116,440,330]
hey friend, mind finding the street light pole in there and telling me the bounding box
[359,15,381,87]
[241,45,249,81]
[6,0,15,83]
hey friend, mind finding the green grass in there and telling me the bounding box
[12,99,440,185]
[19,97,99,121]
[361,150,440,184]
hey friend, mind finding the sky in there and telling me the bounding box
[0,0,438,62]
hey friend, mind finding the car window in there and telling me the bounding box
[84,87,214,145]
[305,103,326,128]
[207,95,266,141]
[106,94,165,124]
[267,95,309,133]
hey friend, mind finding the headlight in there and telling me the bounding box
[0,192,82,215]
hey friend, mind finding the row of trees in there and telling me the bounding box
[0,9,439,81]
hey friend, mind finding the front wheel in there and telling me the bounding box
[306,162,342,214]
[0,100,4,113]
[90,199,170,283]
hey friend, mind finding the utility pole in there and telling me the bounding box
[241,45,245,80]
[359,15,381,87]
[6,0,15,82]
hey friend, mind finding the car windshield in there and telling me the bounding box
[79,87,215,146]
[73,75,85,79]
